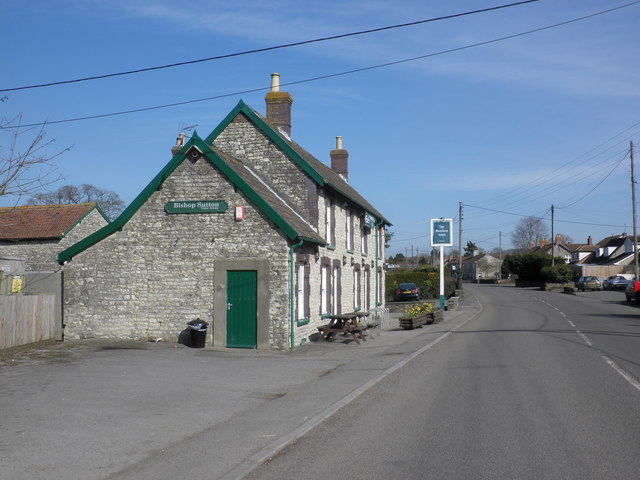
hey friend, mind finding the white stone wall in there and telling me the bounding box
[63,157,291,346]
[294,191,385,345]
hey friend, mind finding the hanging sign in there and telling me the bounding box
[165,200,228,214]
[364,212,375,229]
[431,218,453,247]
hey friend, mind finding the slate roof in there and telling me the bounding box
[0,203,100,241]
[206,101,390,226]
[213,147,325,244]
[58,99,389,263]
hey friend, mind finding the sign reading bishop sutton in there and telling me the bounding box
[165,200,228,214]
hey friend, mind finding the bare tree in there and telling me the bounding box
[28,184,125,220]
[0,111,68,200]
[511,216,549,250]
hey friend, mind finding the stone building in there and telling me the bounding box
[0,203,109,271]
[59,74,390,350]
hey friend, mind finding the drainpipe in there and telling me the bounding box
[289,239,304,349]
[375,220,384,307]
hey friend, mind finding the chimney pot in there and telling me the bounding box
[171,132,185,156]
[270,73,280,92]
[587,236,592,245]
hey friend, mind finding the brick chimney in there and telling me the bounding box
[539,238,549,247]
[555,234,562,244]
[171,132,185,156]
[330,136,349,182]
[587,236,593,245]
[265,73,292,136]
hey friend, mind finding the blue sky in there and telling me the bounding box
[2,0,640,257]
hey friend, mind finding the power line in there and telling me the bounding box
[1,1,637,130]
[557,150,629,208]
[0,1,539,93]
[463,203,626,228]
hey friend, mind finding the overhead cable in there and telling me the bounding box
[2,0,638,129]
[0,1,539,93]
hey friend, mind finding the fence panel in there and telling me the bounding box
[0,295,56,349]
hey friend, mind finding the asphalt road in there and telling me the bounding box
[247,284,640,480]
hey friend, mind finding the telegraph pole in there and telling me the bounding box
[499,231,502,282]
[458,202,463,284]
[551,204,555,267]
[631,141,639,281]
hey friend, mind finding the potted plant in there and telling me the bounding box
[399,302,435,329]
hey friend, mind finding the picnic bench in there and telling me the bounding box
[318,311,369,344]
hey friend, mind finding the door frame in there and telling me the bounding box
[213,259,270,350]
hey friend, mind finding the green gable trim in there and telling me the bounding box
[205,101,324,186]
[58,139,192,264]
[61,204,111,238]
[58,132,322,264]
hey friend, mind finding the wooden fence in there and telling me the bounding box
[0,295,56,349]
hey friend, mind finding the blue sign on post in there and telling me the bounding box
[431,218,453,247]
[431,218,453,311]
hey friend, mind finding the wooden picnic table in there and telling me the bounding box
[318,311,369,344]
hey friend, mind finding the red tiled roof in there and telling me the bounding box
[0,203,97,240]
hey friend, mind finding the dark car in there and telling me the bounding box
[576,276,602,291]
[395,282,419,301]
[625,281,640,301]
[603,275,629,290]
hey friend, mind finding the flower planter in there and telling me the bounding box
[399,314,427,329]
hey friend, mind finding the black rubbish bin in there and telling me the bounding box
[187,319,209,348]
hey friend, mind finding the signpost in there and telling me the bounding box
[431,218,453,310]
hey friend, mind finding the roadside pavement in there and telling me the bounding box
[0,296,479,480]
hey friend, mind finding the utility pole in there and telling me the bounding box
[631,141,639,281]
[458,202,463,285]
[551,204,555,267]
[499,231,502,282]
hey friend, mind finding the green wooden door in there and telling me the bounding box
[226,270,257,348]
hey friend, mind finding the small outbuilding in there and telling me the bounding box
[0,203,109,271]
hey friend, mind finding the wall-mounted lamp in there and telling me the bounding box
[342,255,347,265]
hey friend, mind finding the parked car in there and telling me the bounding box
[625,281,639,301]
[603,275,630,290]
[395,282,420,301]
[576,276,602,291]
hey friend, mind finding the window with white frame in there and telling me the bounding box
[361,224,369,255]
[296,263,305,319]
[320,264,329,315]
[353,266,361,310]
[332,264,339,314]
[325,197,336,246]
[364,267,370,311]
[346,208,353,251]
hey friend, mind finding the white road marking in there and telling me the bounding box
[539,295,640,393]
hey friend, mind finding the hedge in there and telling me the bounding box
[386,267,457,301]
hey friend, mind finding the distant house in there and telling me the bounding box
[565,236,597,264]
[586,234,638,266]
[530,235,572,263]
[462,252,501,281]
[0,203,109,271]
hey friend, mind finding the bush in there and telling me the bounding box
[502,253,567,282]
[541,264,573,283]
